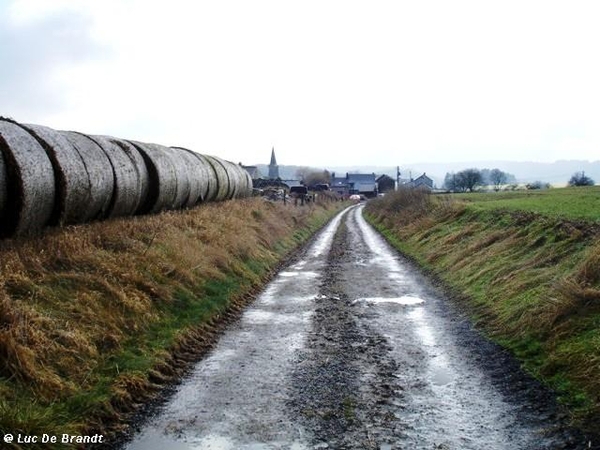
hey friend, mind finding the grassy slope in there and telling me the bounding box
[365,187,600,430]
[0,197,344,447]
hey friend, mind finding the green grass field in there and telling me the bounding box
[449,186,600,221]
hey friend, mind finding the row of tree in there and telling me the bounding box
[443,168,517,192]
[444,168,595,192]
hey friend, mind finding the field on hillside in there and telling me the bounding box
[449,186,600,221]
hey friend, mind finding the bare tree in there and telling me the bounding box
[443,172,459,192]
[295,167,331,187]
[489,168,508,191]
[456,168,482,192]
[568,171,595,186]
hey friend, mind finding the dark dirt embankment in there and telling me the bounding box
[0,197,345,448]
[365,190,600,433]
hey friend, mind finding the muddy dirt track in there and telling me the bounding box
[121,205,595,449]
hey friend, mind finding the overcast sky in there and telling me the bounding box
[2,0,599,167]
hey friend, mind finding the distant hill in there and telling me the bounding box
[254,161,600,188]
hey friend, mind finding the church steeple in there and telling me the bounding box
[268,147,279,179]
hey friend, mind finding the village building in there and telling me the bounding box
[330,172,378,198]
[406,172,434,190]
[376,174,395,193]
[242,165,261,179]
[330,173,350,197]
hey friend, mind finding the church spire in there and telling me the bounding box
[268,147,279,179]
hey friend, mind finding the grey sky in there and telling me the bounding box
[0,3,106,119]
[2,0,600,167]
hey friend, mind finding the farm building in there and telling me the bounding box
[330,172,378,198]
[376,174,395,193]
[406,173,434,190]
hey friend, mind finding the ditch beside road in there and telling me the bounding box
[121,205,594,449]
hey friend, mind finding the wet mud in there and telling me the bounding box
[120,205,597,450]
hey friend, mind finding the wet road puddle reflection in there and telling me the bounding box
[277,271,319,278]
[243,309,312,325]
[354,295,425,306]
[430,363,454,386]
[406,307,455,386]
[387,271,407,281]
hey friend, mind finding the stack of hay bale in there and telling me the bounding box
[0,117,253,237]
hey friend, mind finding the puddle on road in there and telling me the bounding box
[191,435,236,449]
[387,271,407,282]
[277,271,319,278]
[243,309,312,325]
[354,295,425,306]
[430,363,454,386]
[405,307,456,387]
[191,436,307,450]
[290,260,307,270]
[258,291,315,306]
[128,433,309,450]
[406,307,436,346]
[309,207,352,258]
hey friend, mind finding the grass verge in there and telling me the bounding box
[365,189,600,431]
[0,197,345,448]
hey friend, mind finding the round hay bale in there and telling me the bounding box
[61,131,114,221]
[0,144,7,219]
[163,146,191,209]
[240,168,253,198]
[107,138,151,215]
[127,141,178,213]
[0,120,55,236]
[194,153,218,202]
[172,147,210,206]
[19,123,89,225]
[85,134,149,217]
[203,155,231,201]
[220,159,241,199]
[229,161,252,198]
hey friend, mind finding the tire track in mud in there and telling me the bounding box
[290,214,404,449]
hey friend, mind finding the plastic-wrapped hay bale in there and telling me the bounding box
[162,146,191,209]
[19,123,90,225]
[194,153,218,202]
[85,134,149,217]
[172,147,210,206]
[61,131,115,221]
[0,120,55,235]
[203,155,231,201]
[127,141,178,213]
